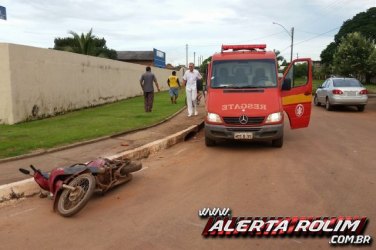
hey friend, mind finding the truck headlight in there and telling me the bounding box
[265,112,282,123]
[207,112,222,123]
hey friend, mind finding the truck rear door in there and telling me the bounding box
[281,58,312,129]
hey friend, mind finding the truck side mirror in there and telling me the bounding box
[282,78,292,91]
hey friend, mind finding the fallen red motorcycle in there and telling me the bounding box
[19,157,142,217]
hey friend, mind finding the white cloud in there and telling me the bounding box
[0,0,374,64]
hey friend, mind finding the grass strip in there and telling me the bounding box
[0,91,186,159]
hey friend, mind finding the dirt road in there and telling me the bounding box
[1,99,375,249]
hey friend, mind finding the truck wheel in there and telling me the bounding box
[272,136,283,148]
[205,136,216,147]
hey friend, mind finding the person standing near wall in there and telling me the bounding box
[167,71,180,104]
[183,62,202,117]
[140,66,160,112]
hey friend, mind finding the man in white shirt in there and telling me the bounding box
[183,62,202,117]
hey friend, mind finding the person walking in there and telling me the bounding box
[140,66,160,112]
[167,71,180,104]
[183,62,202,117]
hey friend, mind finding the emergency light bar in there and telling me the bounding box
[221,44,266,53]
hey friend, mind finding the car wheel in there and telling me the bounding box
[314,95,321,106]
[272,136,283,148]
[357,105,365,112]
[325,98,332,111]
[205,136,216,147]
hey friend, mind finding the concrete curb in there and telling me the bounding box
[0,120,204,203]
[0,107,186,164]
[0,179,39,204]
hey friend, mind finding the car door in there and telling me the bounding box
[316,80,326,103]
[324,79,332,98]
[281,58,312,129]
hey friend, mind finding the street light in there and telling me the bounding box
[273,22,294,63]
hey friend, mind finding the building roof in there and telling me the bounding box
[117,51,154,61]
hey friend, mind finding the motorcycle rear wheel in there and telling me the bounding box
[57,173,96,217]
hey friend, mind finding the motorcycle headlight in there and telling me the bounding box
[207,112,222,123]
[265,112,282,123]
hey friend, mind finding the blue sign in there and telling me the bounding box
[153,48,166,68]
[0,6,6,20]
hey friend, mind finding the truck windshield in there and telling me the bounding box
[211,59,277,88]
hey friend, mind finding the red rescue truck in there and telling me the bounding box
[204,44,312,147]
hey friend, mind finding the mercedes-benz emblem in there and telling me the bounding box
[239,115,248,125]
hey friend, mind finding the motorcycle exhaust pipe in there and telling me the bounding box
[120,161,142,175]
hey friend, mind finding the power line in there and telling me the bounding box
[287,0,348,35]
[294,28,322,35]
[303,0,349,19]
[276,26,341,61]
[293,26,340,46]
[279,26,340,53]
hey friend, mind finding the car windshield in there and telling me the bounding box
[333,78,362,87]
[211,59,277,88]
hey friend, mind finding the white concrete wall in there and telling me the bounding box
[0,44,14,124]
[0,43,179,124]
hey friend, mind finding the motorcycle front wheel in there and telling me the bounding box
[57,173,96,217]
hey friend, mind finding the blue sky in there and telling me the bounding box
[0,0,375,65]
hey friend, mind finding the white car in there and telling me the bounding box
[314,77,368,111]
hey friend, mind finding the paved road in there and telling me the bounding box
[1,99,375,249]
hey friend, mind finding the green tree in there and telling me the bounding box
[321,7,376,67]
[334,7,376,43]
[313,65,324,80]
[199,56,212,80]
[273,49,284,69]
[320,42,336,68]
[281,60,288,67]
[368,49,376,77]
[54,28,117,59]
[294,62,308,78]
[333,32,375,81]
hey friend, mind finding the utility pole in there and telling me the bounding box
[194,52,196,66]
[273,22,294,63]
[290,27,294,63]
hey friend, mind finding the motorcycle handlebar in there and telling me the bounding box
[30,165,43,175]
[19,165,40,176]
[30,165,37,172]
[19,168,30,175]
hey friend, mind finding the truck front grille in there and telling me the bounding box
[223,116,265,125]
